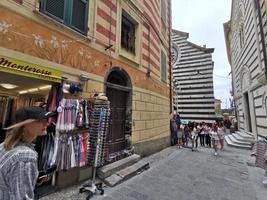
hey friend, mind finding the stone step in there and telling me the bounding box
[243,130,254,137]
[232,133,254,143]
[97,154,140,179]
[225,135,252,150]
[104,160,150,187]
[228,134,252,146]
[235,131,254,140]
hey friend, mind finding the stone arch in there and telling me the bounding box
[104,67,133,154]
[104,67,132,89]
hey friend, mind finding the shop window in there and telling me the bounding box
[121,10,136,54]
[40,0,89,35]
[161,50,167,82]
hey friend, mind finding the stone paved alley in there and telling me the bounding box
[41,146,267,200]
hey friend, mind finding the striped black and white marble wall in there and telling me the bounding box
[172,30,216,123]
[224,0,267,138]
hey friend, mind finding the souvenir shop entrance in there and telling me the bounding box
[105,67,132,154]
[0,55,114,196]
[0,70,61,143]
[0,55,62,135]
[0,55,64,197]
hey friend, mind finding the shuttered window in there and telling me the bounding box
[44,0,65,20]
[161,50,167,82]
[40,0,89,35]
[71,0,87,32]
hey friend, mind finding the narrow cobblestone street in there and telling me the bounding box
[41,145,267,200]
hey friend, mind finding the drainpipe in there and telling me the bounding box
[168,0,172,112]
[254,0,267,81]
[147,25,151,77]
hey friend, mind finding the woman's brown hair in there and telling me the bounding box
[4,126,26,150]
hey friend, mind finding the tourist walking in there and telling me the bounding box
[191,123,198,151]
[205,123,212,147]
[183,125,190,147]
[177,125,183,148]
[223,118,232,134]
[210,124,219,156]
[218,122,225,150]
[199,122,205,146]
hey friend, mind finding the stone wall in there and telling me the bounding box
[131,87,171,156]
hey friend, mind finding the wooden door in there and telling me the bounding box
[107,87,127,153]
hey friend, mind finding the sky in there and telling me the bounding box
[172,0,232,108]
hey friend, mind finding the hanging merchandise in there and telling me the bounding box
[0,95,47,143]
[0,96,15,143]
[35,124,57,171]
[0,96,14,128]
[87,99,110,166]
[34,124,57,190]
[41,96,91,171]
[56,98,90,132]
[80,98,110,199]
[53,132,89,171]
[46,84,63,126]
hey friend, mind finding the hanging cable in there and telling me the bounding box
[213,74,232,79]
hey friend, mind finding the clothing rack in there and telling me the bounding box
[41,98,110,172]
[79,99,110,199]
[88,100,110,166]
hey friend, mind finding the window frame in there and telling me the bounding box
[161,50,167,82]
[40,0,89,35]
[121,10,137,54]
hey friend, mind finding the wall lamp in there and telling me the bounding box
[79,74,90,82]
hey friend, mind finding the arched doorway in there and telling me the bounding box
[105,67,132,154]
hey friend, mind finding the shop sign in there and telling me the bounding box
[0,55,62,83]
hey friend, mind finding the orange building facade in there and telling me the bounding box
[0,0,172,159]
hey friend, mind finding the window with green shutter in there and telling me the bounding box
[161,50,167,82]
[40,0,89,35]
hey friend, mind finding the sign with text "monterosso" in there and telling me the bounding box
[0,55,62,83]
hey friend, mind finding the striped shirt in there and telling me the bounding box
[0,143,38,200]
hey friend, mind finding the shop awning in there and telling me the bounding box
[0,55,62,83]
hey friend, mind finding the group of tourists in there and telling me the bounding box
[170,112,230,156]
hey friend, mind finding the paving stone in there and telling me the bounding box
[104,174,122,187]
[98,154,140,179]
[116,166,136,179]
[40,146,267,200]
[116,161,149,181]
